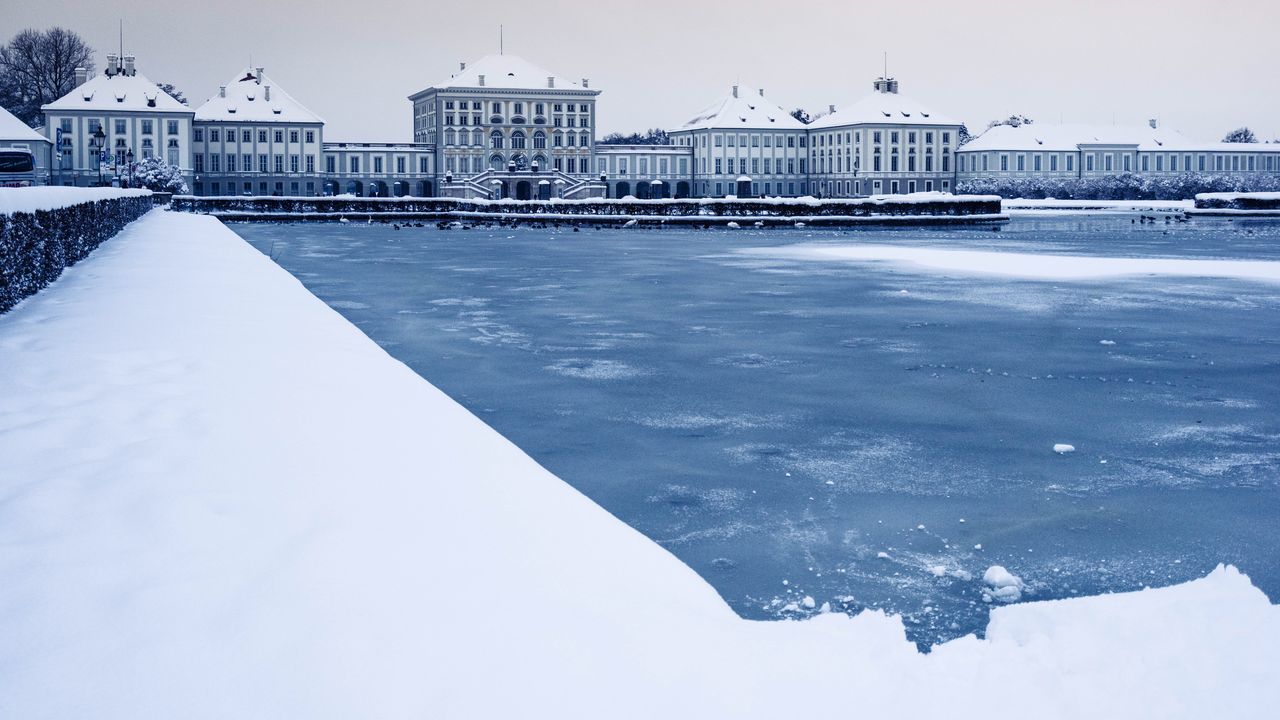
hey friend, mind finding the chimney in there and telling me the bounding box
[264,85,271,101]
[732,85,739,98]
[582,78,590,88]
[219,86,226,98]
[123,55,135,76]
[758,88,764,97]
[829,104,836,114]
[478,74,485,86]
[547,76,555,88]
[106,53,119,76]
[256,67,264,83]
[460,61,466,71]
[74,67,88,87]
[1149,118,1158,129]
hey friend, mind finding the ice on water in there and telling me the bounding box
[234,216,1280,645]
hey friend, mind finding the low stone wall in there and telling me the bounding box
[1192,192,1280,215]
[171,194,1005,225]
[1,193,154,313]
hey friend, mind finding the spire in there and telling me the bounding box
[500,25,504,55]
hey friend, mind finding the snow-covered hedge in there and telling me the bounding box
[171,193,1002,220]
[1,190,153,313]
[1194,191,1280,211]
[957,172,1280,201]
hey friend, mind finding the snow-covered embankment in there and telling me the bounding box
[0,208,1276,718]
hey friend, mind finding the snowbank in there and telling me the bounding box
[1,209,1277,718]
[741,243,1280,283]
[0,186,151,215]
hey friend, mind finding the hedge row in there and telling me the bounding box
[1,195,154,314]
[956,172,1280,201]
[171,195,1002,219]
[1194,193,1280,211]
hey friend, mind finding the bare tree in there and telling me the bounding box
[1222,127,1257,143]
[0,27,95,127]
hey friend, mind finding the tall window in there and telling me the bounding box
[490,130,503,149]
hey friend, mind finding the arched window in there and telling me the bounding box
[511,131,526,149]
[533,154,548,169]
[490,130,504,150]
[533,131,546,149]
[489,154,505,171]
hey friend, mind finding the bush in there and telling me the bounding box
[1,195,153,313]
[956,172,1280,200]
[133,157,189,194]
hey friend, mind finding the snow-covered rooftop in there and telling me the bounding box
[958,123,1280,154]
[426,54,593,92]
[961,123,1196,152]
[810,90,961,129]
[0,105,49,144]
[675,86,808,132]
[43,67,191,115]
[194,68,323,124]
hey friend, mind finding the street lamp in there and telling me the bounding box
[126,149,135,188]
[92,126,106,186]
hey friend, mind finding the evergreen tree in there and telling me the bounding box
[598,128,670,145]
[987,114,1033,130]
[157,83,187,106]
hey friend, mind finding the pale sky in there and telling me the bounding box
[4,0,1278,143]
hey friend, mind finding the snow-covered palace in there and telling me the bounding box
[27,52,1280,198]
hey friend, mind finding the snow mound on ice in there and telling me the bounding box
[983,566,1026,603]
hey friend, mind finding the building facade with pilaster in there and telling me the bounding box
[41,54,193,188]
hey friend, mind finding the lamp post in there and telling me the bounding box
[600,173,607,199]
[126,149,135,188]
[92,126,106,186]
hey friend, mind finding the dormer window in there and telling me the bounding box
[228,107,237,114]
[882,111,891,117]
[272,108,282,114]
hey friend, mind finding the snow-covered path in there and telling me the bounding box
[1,209,1276,718]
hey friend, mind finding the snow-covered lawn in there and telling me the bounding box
[741,243,1280,283]
[1,209,1277,718]
[1002,198,1194,215]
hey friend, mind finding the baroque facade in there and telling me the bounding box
[32,51,1279,196]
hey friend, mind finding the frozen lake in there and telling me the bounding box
[234,215,1280,645]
